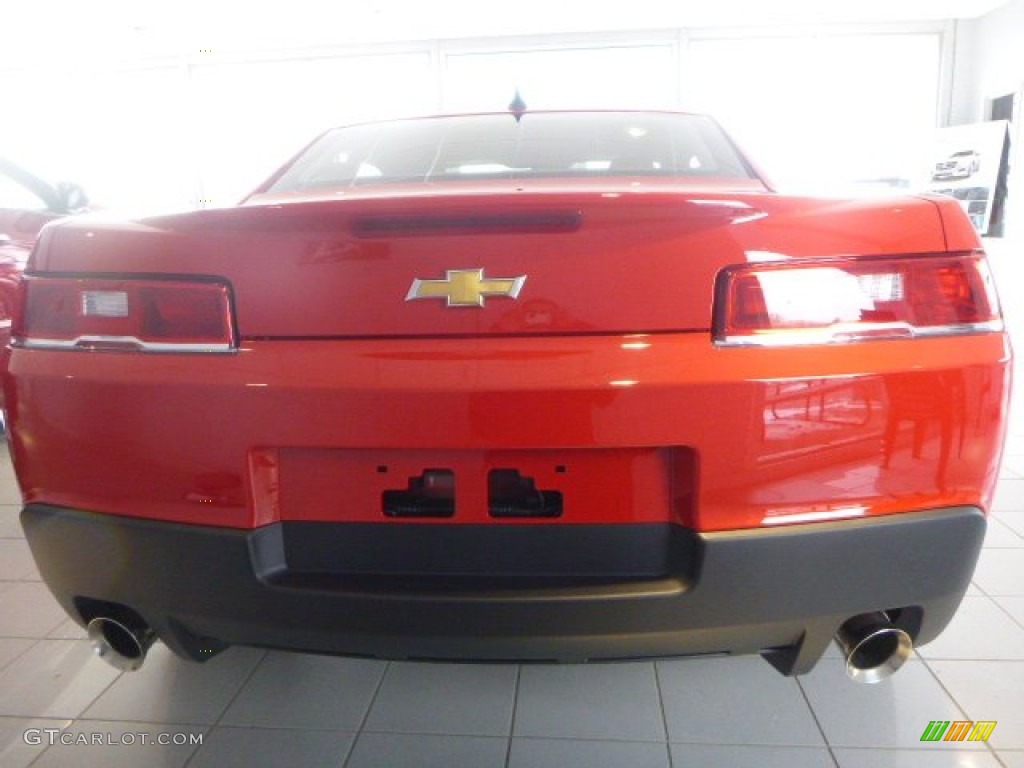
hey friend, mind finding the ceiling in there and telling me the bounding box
[1,0,1009,68]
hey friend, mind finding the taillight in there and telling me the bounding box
[714,253,1003,346]
[14,276,236,352]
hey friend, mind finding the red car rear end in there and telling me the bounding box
[5,112,1011,681]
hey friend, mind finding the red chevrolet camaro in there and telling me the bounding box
[5,111,1011,682]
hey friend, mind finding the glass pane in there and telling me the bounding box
[268,112,755,192]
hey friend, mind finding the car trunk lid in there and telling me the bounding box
[34,181,950,339]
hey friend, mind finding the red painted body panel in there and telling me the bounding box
[5,332,1009,532]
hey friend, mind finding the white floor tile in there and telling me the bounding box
[658,656,824,747]
[514,663,664,742]
[822,639,844,658]
[0,540,37,580]
[0,640,121,719]
[833,748,1002,767]
[994,509,1024,537]
[345,732,507,768]
[187,725,354,768]
[1001,463,1024,481]
[512,741,671,768]
[220,651,385,730]
[0,480,21,506]
[798,659,978,749]
[47,618,86,640]
[82,645,263,725]
[916,596,1024,660]
[996,596,1024,629]
[0,506,22,539]
[0,639,34,672]
[927,660,1024,749]
[983,517,1024,548]
[364,662,516,737]
[510,738,670,768]
[0,717,72,768]
[991,479,1024,514]
[972,549,1024,596]
[670,743,837,767]
[0,582,67,638]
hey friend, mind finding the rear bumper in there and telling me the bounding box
[22,503,985,674]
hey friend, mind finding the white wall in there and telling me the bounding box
[952,0,1024,241]
[965,0,1024,115]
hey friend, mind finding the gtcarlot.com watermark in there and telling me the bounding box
[24,728,204,747]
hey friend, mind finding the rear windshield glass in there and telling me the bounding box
[268,112,755,191]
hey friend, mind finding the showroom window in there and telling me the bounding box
[190,52,436,205]
[0,28,952,211]
[2,66,194,212]
[0,172,48,212]
[443,43,679,112]
[685,32,942,191]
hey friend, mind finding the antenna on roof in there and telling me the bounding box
[508,90,527,123]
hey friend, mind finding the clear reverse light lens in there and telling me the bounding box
[81,290,129,318]
[714,252,1002,346]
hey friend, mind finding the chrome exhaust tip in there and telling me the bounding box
[87,617,156,672]
[835,611,913,684]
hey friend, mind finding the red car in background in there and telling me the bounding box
[0,157,88,403]
[5,111,1011,683]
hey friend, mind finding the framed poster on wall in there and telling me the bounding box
[926,120,1009,235]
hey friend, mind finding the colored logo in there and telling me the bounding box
[920,721,997,742]
[406,269,526,307]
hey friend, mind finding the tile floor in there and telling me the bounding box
[2,251,1024,767]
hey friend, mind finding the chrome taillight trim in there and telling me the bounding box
[715,319,1005,348]
[16,335,236,354]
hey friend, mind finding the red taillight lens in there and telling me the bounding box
[14,276,235,352]
[714,253,1002,346]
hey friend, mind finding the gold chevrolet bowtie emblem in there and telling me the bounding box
[406,269,527,307]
